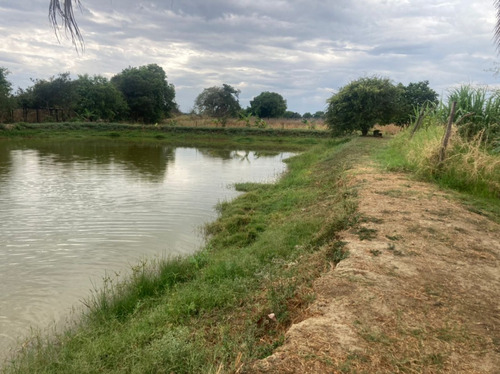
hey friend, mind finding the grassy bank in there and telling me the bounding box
[0,122,327,152]
[3,137,385,373]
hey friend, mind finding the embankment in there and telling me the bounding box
[3,132,370,373]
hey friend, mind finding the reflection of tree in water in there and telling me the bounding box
[197,149,281,163]
[197,148,251,162]
[253,150,280,158]
[120,144,174,182]
[5,139,175,183]
[0,142,12,178]
[197,148,234,160]
[233,150,250,163]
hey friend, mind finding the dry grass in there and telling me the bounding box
[448,130,500,187]
[167,115,328,131]
[385,125,500,198]
[373,124,403,136]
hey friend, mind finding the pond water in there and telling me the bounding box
[0,138,293,358]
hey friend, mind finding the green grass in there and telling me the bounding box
[3,136,385,374]
[0,122,326,152]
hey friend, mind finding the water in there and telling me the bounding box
[0,138,293,358]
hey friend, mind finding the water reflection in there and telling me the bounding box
[0,139,294,360]
[196,149,281,162]
[1,140,176,182]
[0,145,10,177]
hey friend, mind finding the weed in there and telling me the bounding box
[356,227,378,240]
[326,241,350,264]
[359,328,394,345]
[386,234,402,241]
[360,215,384,224]
[423,353,445,367]
[410,328,424,337]
[370,249,382,256]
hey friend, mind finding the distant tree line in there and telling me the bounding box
[0,65,328,124]
[192,85,324,123]
[1,66,439,129]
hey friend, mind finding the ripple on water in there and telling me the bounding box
[0,143,293,359]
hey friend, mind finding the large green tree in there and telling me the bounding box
[326,76,400,136]
[30,72,77,115]
[0,67,13,122]
[111,64,176,123]
[13,73,76,121]
[194,84,241,120]
[394,80,439,125]
[249,91,287,118]
[74,74,128,121]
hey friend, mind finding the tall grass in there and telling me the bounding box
[438,85,500,144]
[380,84,500,202]
[381,119,500,201]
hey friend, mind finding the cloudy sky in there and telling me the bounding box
[0,0,499,114]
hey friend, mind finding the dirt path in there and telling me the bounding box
[250,164,500,373]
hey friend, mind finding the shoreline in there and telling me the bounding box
[2,133,359,373]
[3,132,498,373]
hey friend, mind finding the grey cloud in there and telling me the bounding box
[0,0,498,114]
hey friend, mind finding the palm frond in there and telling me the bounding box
[495,0,500,51]
[49,0,84,51]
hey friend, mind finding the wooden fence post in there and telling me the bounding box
[410,106,426,139]
[439,101,457,163]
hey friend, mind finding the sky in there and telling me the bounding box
[0,0,499,114]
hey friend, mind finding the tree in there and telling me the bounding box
[111,64,176,123]
[404,81,438,108]
[0,67,13,122]
[326,76,400,136]
[15,87,35,113]
[29,72,77,118]
[313,111,325,119]
[249,92,287,118]
[393,81,439,125]
[194,84,241,121]
[302,112,313,119]
[283,111,302,119]
[74,74,128,121]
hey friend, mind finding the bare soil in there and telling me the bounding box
[249,163,500,373]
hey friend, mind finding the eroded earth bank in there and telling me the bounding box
[250,163,499,373]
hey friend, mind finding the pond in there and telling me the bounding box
[0,138,294,358]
